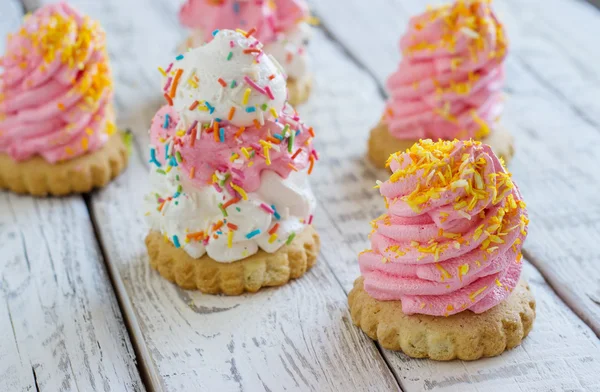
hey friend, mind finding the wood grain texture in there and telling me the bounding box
[0,192,144,392]
[0,2,143,391]
[43,0,401,390]
[92,131,400,390]
[21,0,600,390]
[309,0,600,338]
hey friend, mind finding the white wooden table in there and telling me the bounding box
[2,0,600,391]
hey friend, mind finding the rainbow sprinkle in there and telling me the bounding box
[246,229,261,239]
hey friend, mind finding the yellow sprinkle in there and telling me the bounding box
[457,264,469,281]
[81,137,89,151]
[263,146,271,165]
[228,231,233,248]
[435,264,452,281]
[269,107,278,118]
[105,122,116,136]
[158,67,167,77]
[268,234,278,244]
[306,16,320,26]
[231,183,248,200]
[240,147,251,159]
[469,286,488,301]
[188,76,198,88]
[242,88,251,105]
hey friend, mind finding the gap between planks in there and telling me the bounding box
[30,0,403,390]
[15,0,153,391]
[83,194,162,392]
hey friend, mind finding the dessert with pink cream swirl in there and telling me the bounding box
[0,2,114,163]
[368,0,514,168]
[145,30,318,264]
[178,0,312,103]
[385,0,506,140]
[359,139,528,317]
[0,2,127,196]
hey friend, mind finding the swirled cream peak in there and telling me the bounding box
[162,29,287,128]
[179,0,276,44]
[0,2,114,163]
[359,140,528,317]
[384,0,507,140]
[179,0,309,43]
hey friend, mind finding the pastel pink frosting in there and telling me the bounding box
[0,2,113,163]
[358,140,528,316]
[272,0,310,32]
[384,0,507,140]
[149,104,316,194]
[178,0,308,44]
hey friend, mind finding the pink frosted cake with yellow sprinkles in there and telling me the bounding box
[0,2,128,196]
[144,29,320,295]
[368,0,515,169]
[178,0,313,105]
[349,139,536,360]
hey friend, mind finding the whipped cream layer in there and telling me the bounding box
[178,0,311,81]
[166,29,287,129]
[358,140,528,316]
[0,2,114,163]
[146,31,318,262]
[384,0,507,141]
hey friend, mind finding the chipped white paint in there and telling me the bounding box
[40,0,400,390]
[0,2,143,391]
[0,194,144,392]
[8,0,600,390]
[309,0,600,338]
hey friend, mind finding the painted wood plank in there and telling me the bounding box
[0,2,144,391]
[309,0,600,337]
[0,194,144,392]
[42,0,402,390]
[25,0,600,391]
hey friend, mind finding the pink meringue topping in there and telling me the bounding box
[178,0,308,44]
[271,0,310,31]
[149,104,316,195]
[359,140,528,316]
[384,0,507,141]
[0,2,114,163]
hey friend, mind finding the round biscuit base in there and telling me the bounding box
[0,133,128,197]
[287,76,312,106]
[367,121,515,169]
[145,226,320,295]
[348,277,536,361]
